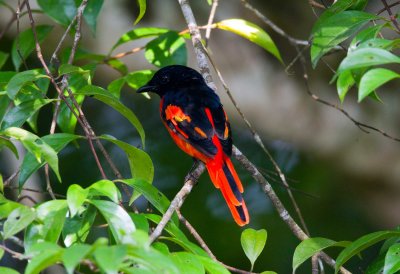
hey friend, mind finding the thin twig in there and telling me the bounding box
[50,15,78,65]
[4,170,19,187]
[205,0,219,47]
[381,0,400,32]
[149,162,205,243]
[25,0,107,180]
[0,244,27,260]
[0,0,27,41]
[377,0,400,15]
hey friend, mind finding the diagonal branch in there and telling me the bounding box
[149,162,206,243]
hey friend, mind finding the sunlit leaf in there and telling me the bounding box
[67,184,89,217]
[170,252,205,274]
[145,31,187,67]
[0,267,19,274]
[111,27,169,51]
[337,70,355,102]
[25,242,63,274]
[63,244,92,274]
[101,135,153,183]
[107,77,125,98]
[3,206,36,239]
[94,245,127,274]
[90,200,136,244]
[216,19,282,63]
[337,48,400,75]
[62,204,97,246]
[241,228,267,270]
[383,243,400,274]
[349,24,386,52]
[24,200,68,252]
[358,68,400,102]
[197,255,230,274]
[134,0,147,25]
[0,194,24,219]
[88,179,120,203]
[11,25,53,70]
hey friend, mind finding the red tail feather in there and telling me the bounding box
[206,158,249,226]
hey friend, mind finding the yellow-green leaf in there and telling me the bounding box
[216,19,282,63]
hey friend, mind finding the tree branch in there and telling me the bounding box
[149,162,206,243]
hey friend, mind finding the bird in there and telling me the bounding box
[137,65,249,226]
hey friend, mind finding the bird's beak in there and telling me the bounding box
[136,84,158,93]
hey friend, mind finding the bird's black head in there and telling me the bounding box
[137,65,206,97]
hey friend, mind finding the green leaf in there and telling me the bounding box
[11,25,53,70]
[125,245,179,273]
[134,0,146,25]
[293,237,350,273]
[216,19,282,63]
[117,179,177,223]
[337,70,355,102]
[1,98,55,130]
[63,244,92,274]
[335,231,400,273]
[126,70,155,90]
[18,133,81,188]
[24,200,68,252]
[25,242,63,274]
[58,64,91,83]
[111,27,169,52]
[197,255,230,274]
[130,213,150,233]
[0,174,3,194]
[101,135,153,183]
[311,11,378,67]
[3,206,36,239]
[0,267,21,274]
[62,204,97,246]
[0,136,19,159]
[6,70,49,99]
[358,68,400,102]
[337,48,400,75]
[144,214,188,245]
[37,0,76,26]
[88,179,120,203]
[83,0,104,33]
[0,194,24,219]
[170,252,205,274]
[349,24,386,51]
[108,77,125,98]
[241,228,267,270]
[94,245,127,274]
[67,184,89,217]
[106,58,128,75]
[90,200,136,244]
[383,243,400,274]
[75,85,145,147]
[0,92,11,123]
[145,31,187,67]
[0,51,9,69]
[357,38,400,51]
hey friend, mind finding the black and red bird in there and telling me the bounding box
[137,65,249,226]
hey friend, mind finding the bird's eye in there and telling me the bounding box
[160,75,169,84]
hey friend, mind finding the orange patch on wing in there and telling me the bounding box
[223,123,229,139]
[165,105,191,124]
[194,127,207,138]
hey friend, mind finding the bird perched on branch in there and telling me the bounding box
[137,65,249,226]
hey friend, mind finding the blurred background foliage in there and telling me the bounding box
[1,0,400,273]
